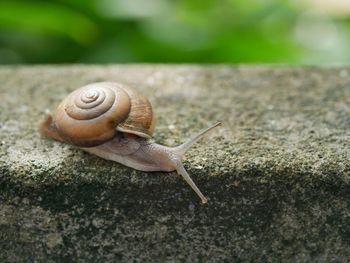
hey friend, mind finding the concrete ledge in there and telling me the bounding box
[0,65,349,262]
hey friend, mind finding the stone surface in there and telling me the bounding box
[0,65,349,262]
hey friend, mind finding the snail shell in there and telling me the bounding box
[52,82,155,147]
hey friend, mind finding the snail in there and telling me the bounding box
[39,82,221,203]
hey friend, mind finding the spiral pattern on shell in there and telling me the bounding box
[52,82,155,147]
[67,84,117,120]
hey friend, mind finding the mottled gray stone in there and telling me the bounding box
[0,65,349,262]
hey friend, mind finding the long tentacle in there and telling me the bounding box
[173,122,221,156]
[175,159,208,204]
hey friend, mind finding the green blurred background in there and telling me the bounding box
[1,0,350,64]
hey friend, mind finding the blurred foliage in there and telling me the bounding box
[0,0,350,64]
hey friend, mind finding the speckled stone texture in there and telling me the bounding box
[0,65,349,262]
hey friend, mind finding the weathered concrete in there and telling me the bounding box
[0,65,349,262]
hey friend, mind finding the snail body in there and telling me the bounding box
[40,82,221,204]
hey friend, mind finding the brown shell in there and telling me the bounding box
[51,82,155,147]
